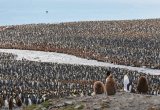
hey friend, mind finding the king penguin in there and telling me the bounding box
[123,74,132,92]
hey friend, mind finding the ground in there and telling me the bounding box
[32,92,160,110]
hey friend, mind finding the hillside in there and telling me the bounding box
[26,91,160,110]
[1,19,160,68]
[0,19,160,110]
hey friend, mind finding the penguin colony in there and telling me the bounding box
[0,53,160,109]
[2,20,160,69]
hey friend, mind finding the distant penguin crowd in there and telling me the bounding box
[0,54,160,109]
[0,91,48,110]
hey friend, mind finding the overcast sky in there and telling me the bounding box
[0,0,160,25]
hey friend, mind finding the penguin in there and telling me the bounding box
[37,96,42,104]
[87,90,92,96]
[154,90,157,95]
[127,82,132,92]
[4,96,9,109]
[20,93,24,103]
[137,76,148,94]
[80,91,84,97]
[31,94,37,104]
[42,94,47,102]
[0,95,4,108]
[93,81,105,94]
[105,74,116,95]
[123,74,134,93]
[157,90,160,96]
[15,96,22,107]
[9,96,14,110]
[24,96,29,106]
[13,97,17,107]
[28,96,32,106]
[123,74,130,92]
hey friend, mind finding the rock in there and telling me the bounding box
[66,96,75,99]
[102,99,110,103]
[74,104,84,109]
[100,99,111,109]
[91,92,96,96]
[41,107,47,110]
[145,95,152,98]
[48,106,56,110]
[153,99,160,105]
[38,104,43,108]
[148,106,157,110]
[64,100,74,105]
[113,107,121,110]
[93,105,101,110]
[129,105,135,107]
[55,103,65,108]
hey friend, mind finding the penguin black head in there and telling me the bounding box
[106,71,111,78]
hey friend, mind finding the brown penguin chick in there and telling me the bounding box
[105,74,116,95]
[9,96,14,110]
[15,96,22,107]
[0,95,4,108]
[93,81,105,94]
[137,76,148,94]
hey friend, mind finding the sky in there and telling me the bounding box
[0,0,160,26]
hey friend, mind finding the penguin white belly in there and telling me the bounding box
[123,75,130,92]
[4,99,9,108]
[106,77,109,82]
[129,84,132,92]
[13,98,16,106]
[28,98,32,105]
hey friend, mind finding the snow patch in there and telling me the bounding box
[0,49,160,75]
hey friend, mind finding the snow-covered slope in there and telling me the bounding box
[0,49,159,75]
